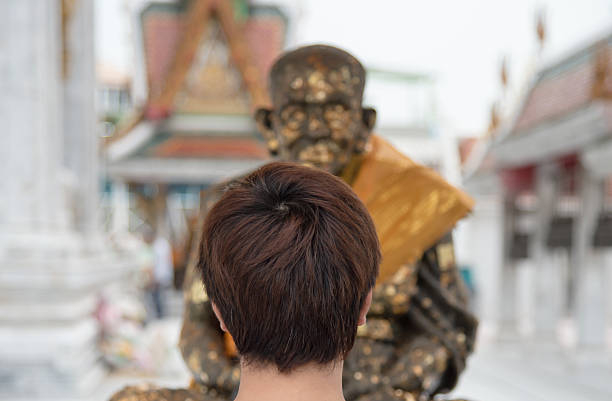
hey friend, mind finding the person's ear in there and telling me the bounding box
[362,107,376,131]
[255,108,279,156]
[354,107,376,154]
[358,289,373,326]
[211,302,228,332]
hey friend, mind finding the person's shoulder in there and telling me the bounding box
[109,384,227,401]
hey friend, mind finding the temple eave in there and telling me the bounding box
[492,101,612,169]
[107,157,269,184]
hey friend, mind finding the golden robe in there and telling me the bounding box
[349,135,473,283]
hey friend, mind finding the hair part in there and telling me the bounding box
[198,162,380,372]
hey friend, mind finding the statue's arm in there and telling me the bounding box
[177,187,240,395]
[109,384,224,401]
[387,233,478,397]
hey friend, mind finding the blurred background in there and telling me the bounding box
[2,0,612,400]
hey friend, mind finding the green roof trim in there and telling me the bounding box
[366,67,433,83]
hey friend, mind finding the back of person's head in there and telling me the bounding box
[198,162,380,372]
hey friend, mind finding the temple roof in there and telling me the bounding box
[511,32,612,137]
[105,0,287,183]
[484,31,612,169]
[142,0,285,117]
[135,134,268,159]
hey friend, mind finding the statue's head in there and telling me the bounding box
[256,45,377,175]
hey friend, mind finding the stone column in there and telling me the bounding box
[499,198,518,338]
[573,168,606,352]
[0,1,135,396]
[514,258,535,336]
[459,173,505,343]
[478,194,507,342]
[63,0,99,242]
[111,179,131,233]
[155,184,170,238]
[604,250,612,353]
[0,0,68,247]
[530,163,562,344]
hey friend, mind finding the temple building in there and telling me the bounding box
[103,0,287,255]
[102,0,456,276]
[363,68,447,170]
[462,32,612,356]
[97,63,133,137]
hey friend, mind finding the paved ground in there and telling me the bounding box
[450,341,612,401]
[10,316,612,401]
[94,316,191,401]
[96,327,612,401]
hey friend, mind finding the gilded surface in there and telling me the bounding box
[109,383,225,401]
[352,135,474,283]
[256,45,372,174]
[175,21,251,114]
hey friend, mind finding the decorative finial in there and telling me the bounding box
[536,9,546,51]
[487,102,500,135]
[500,56,509,89]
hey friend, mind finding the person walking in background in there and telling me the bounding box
[152,234,173,319]
[143,229,174,319]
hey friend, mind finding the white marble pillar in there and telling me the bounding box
[458,174,505,343]
[499,199,518,339]
[573,170,606,351]
[0,0,68,247]
[515,259,535,337]
[530,163,562,343]
[604,250,612,353]
[481,195,508,341]
[0,1,136,397]
[63,0,99,242]
[583,135,612,357]
[111,180,131,233]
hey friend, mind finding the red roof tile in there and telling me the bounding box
[141,3,286,105]
[513,61,594,133]
[511,39,612,135]
[143,13,184,99]
[152,137,269,159]
[500,165,535,193]
[245,17,285,89]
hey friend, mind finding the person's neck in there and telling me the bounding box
[234,360,345,401]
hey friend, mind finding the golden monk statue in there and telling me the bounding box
[112,45,476,401]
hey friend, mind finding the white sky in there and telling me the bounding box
[96,0,612,135]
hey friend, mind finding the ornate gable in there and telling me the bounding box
[141,0,286,119]
[174,19,251,114]
[512,35,612,136]
[105,0,287,180]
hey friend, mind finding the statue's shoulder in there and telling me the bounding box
[354,135,475,282]
[109,384,227,401]
[355,135,473,208]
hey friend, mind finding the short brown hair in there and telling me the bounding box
[198,162,380,372]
